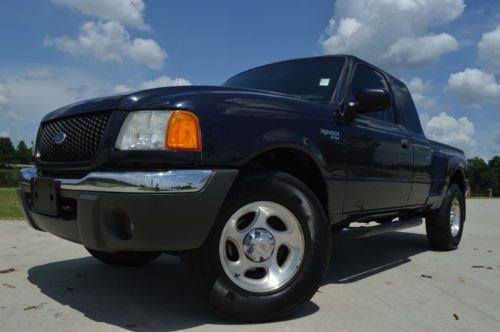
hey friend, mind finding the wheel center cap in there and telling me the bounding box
[243,228,275,262]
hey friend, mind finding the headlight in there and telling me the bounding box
[116,111,170,150]
[115,110,201,151]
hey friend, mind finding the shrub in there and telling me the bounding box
[0,169,18,187]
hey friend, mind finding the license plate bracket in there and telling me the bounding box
[31,177,60,217]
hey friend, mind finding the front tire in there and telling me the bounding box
[181,172,331,322]
[425,184,465,250]
[86,248,161,266]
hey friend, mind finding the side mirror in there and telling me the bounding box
[347,89,391,115]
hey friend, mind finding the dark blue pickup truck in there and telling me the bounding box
[18,55,466,321]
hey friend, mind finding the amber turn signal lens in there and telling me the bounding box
[165,110,201,152]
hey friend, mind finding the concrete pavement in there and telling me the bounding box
[0,199,499,331]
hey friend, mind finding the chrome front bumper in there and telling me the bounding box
[19,168,213,193]
[17,168,239,251]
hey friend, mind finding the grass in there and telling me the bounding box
[0,188,23,220]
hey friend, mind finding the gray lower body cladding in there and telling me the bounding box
[18,169,238,252]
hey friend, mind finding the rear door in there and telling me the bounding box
[391,79,432,206]
[342,64,413,212]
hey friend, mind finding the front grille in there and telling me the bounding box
[38,112,111,162]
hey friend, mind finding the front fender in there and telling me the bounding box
[447,158,466,182]
[196,95,336,171]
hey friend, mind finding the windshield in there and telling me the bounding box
[223,57,345,103]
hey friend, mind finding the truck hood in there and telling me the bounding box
[41,85,304,122]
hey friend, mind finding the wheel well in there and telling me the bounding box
[450,169,466,195]
[239,148,328,215]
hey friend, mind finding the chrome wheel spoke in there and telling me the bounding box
[266,258,284,288]
[253,206,271,229]
[224,218,246,244]
[265,247,301,289]
[227,255,257,279]
[449,198,461,237]
[273,230,302,250]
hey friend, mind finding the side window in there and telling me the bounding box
[393,79,424,134]
[348,65,395,123]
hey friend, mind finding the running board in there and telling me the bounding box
[336,217,423,239]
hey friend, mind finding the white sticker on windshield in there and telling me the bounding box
[319,78,330,86]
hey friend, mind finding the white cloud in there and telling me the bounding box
[114,75,191,93]
[0,82,11,110]
[418,112,430,129]
[113,84,133,94]
[45,20,166,69]
[141,76,191,89]
[381,34,458,67]
[67,84,88,100]
[404,77,437,111]
[320,0,464,68]
[127,38,166,69]
[478,26,500,74]
[446,68,500,107]
[23,68,55,80]
[0,66,115,145]
[52,0,148,30]
[6,111,23,122]
[423,112,476,156]
[406,78,431,95]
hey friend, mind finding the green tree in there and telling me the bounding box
[0,136,16,165]
[466,157,493,196]
[16,140,31,164]
[489,156,500,196]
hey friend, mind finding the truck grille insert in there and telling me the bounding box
[38,112,111,162]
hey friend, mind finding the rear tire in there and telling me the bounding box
[86,248,161,266]
[181,172,331,322]
[425,184,465,250]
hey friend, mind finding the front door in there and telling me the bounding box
[343,64,413,212]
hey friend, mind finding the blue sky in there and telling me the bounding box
[0,0,499,159]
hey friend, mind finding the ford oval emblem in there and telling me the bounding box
[52,132,67,145]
